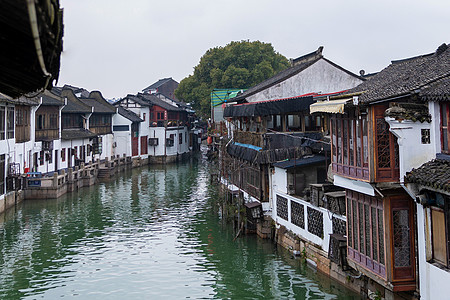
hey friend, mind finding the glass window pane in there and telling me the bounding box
[378,209,385,265]
[393,209,411,267]
[365,204,371,257]
[372,207,378,262]
[343,119,348,165]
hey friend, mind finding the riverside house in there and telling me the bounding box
[311,43,450,298]
[115,93,190,164]
[220,47,364,274]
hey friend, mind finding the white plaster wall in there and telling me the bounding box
[100,133,114,160]
[429,101,441,155]
[149,127,166,157]
[247,59,363,102]
[165,127,190,157]
[33,139,62,174]
[13,141,34,173]
[60,138,93,170]
[114,133,131,157]
[386,117,435,183]
[112,114,132,157]
[417,204,450,300]
[272,191,338,253]
[271,166,344,253]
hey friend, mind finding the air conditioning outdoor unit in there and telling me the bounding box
[42,140,53,151]
[149,138,159,146]
[166,138,174,147]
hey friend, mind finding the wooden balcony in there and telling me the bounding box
[15,125,30,143]
[234,131,263,148]
[35,129,58,141]
[90,125,112,135]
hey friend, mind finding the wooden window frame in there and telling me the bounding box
[440,103,450,154]
[0,106,5,140]
[7,107,14,139]
[331,111,369,181]
[140,136,148,155]
[347,190,386,278]
[373,105,400,182]
[388,196,416,287]
[429,194,450,269]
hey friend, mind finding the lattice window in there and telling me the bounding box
[307,207,323,238]
[378,209,385,265]
[371,207,378,262]
[421,129,431,144]
[347,198,352,248]
[330,111,369,180]
[291,201,304,228]
[393,209,411,267]
[343,119,348,165]
[376,118,391,168]
[276,195,288,221]
[359,202,364,254]
[347,190,385,277]
[332,216,346,235]
[365,204,371,257]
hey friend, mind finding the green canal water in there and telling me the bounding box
[0,154,360,299]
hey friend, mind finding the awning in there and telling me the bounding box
[309,98,351,114]
[224,96,314,117]
[273,155,326,169]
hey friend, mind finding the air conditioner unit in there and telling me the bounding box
[166,138,174,147]
[148,138,159,146]
[42,140,53,151]
[287,184,295,195]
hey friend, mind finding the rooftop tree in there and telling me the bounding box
[175,40,289,118]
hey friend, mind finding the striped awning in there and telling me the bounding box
[309,98,351,114]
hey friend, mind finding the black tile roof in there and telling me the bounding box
[138,93,184,112]
[79,97,115,114]
[142,78,175,91]
[62,95,92,113]
[117,106,143,122]
[15,96,39,106]
[61,128,97,140]
[405,159,450,192]
[0,93,39,106]
[419,75,450,102]
[118,94,152,107]
[349,43,450,104]
[40,90,64,106]
[62,84,90,98]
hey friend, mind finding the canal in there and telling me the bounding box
[0,154,360,299]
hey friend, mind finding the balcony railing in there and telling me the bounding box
[35,129,59,141]
[234,131,263,148]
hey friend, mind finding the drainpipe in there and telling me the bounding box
[26,0,52,94]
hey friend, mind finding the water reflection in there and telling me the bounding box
[0,157,359,299]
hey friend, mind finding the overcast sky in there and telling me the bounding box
[58,0,450,99]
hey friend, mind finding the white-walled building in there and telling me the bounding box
[115,93,191,163]
[113,106,143,158]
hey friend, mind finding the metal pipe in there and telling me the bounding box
[26,0,52,87]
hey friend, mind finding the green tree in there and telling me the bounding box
[175,40,290,118]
